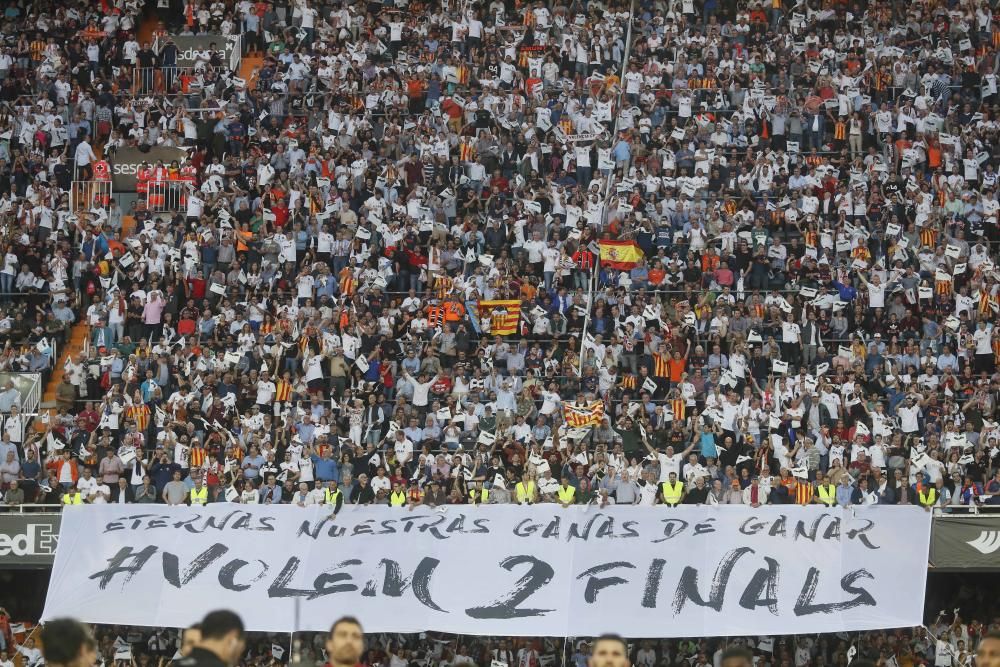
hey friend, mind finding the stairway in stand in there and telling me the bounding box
[40,323,88,409]
[239,55,264,91]
[38,215,135,410]
[136,12,160,46]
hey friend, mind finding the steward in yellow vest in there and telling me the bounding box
[515,479,537,504]
[557,478,576,507]
[389,485,407,507]
[660,473,684,506]
[815,483,837,506]
[918,486,938,509]
[469,486,489,504]
[190,485,208,506]
[324,481,344,517]
[62,491,83,505]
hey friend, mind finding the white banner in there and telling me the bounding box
[43,505,930,637]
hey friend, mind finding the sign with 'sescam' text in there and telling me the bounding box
[42,505,930,636]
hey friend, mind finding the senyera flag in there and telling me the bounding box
[563,400,605,427]
[599,240,643,269]
[478,300,521,336]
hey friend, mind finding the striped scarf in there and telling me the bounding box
[919,228,938,248]
[653,353,670,378]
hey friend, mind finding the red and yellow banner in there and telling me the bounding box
[478,300,521,336]
[599,240,644,270]
[563,401,605,428]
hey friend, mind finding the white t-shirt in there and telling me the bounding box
[542,247,560,272]
[781,322,801,344]
[974,327,993,354]
[638,480,658,506]
[77,476,98,496]
[371,475,391,494]
[91,483,111,503]
[653,452,683,482]
[867,283,885,308]
[256,380,276,404]
[897,404,921,432]
[297,274,315,299]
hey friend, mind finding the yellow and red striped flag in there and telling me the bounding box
[563,401,606,428]
[478,300,521,336]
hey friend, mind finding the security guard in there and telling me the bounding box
[557,477,576,507]
[660,472,685,506]
[389,483,408,507]
[515,475,537,504]
[190,480,208,506]
[469,482,489,504]
[918,482,939,510]
[324,480,344,518]
[815,474,837,507]
[62,485,83,505]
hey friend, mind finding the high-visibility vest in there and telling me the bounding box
[661,481,684,505]
[557,485,576,504]
[190,486,208,505]
[62,492,82,505]
[817,484,836,506]
[389,490,407,506]
[469,488,488,503]
[515,481,535,504]
[324,488,342,505]
[919,488,938,507]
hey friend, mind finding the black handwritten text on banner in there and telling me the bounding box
[42,505,930,636]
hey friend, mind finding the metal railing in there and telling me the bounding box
[0,372,42,415]
[0,505,60,513]
[131,66,197,96]
[145,180,188,213]
[70,180,112,214]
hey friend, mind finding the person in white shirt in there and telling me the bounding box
[973,320,994,372]
[637,471,659,506]
[370,468,392,495]
[76,469,98,499]
[859,271,887,308]
[255,374,277,408]
[391,430,414,465]
[402,370,438,408]
[73,135,97,180]
[643,439,695,482]
[90,482,111,504]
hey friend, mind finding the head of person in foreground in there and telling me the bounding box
[326,616,365,667]
[40,618,97,667]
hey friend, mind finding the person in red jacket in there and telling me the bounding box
[54,450,80,490]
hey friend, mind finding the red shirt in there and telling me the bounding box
[188,277,207,299]
[78,409,100,432]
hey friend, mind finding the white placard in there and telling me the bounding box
[43,505,930,637]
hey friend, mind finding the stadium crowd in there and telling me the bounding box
[2,0,1000,512]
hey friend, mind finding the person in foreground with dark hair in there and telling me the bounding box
[719,647,753,667]
[325,617,364,667]
[180,624,202,658]
[40,618,97,667]
[589,634,629,667]
[978,631,1000,667]
[173,611,245,667]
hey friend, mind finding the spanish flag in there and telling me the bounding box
[478,300,521,336]
[563,401,606,428]
[599,239,644,270]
